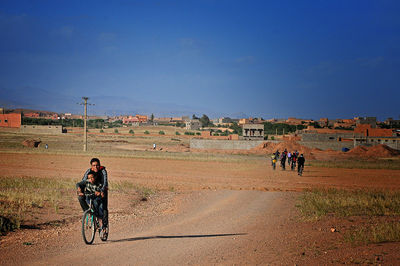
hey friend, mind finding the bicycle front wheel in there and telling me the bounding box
[82,210,96,244]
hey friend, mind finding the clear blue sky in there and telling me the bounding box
[0,0,399,120]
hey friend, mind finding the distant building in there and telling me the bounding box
[242,123,264,140]
[135,114,148,123]
[121,114,147,125]
[215,117,233,126]
[23,112,59,120]
[385,118,400,128]
[333,118,356,129]
[318,118,329,127]
[181,116,190,122]
[171,117,185,123]
[0,113,21,128]
[355,117,377,128]
[354,124,394,137]
[154,117,173,124]
[122,116,140,126]
[186,119,201,130]
[286,117,304,125]
[24,112,40,118]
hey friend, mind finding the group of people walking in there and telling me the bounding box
[270,149,305,176]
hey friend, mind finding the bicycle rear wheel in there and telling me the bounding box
[82,210,96,244]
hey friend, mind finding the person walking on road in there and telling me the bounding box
[297,154,305,176]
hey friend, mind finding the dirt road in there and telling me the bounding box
[1,190,302,265]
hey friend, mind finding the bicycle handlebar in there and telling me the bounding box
[84,192,101,199]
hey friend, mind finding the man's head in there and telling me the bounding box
[87,170,97,184]
[90,158,101,172]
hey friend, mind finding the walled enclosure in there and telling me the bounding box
[190,139,266,150]
[299,141,354,151]
[190,139,354,151]
[20,125,64,134]
[191,137,399,152]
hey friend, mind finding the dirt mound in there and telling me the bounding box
[22,139,41,148]
[347,146,368,155]
[348,144,400,158]
[251,140,314,156]
[365,144,400,157]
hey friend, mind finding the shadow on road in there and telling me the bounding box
[109,233,247,243]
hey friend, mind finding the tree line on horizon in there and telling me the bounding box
[22,115,305,137]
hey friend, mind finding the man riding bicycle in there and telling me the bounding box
[76,171,105,228]
[77,158,108,227]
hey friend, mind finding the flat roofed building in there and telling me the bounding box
[355,117,377,128]
[186,119,201,130]
[242,123,264,140]
[385,118,400,128]
[0,113,21,128]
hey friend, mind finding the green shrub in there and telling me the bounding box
[144,130,150,135]
[100,129,104,133]
[129,129,134,134]
[271,136,275,140]
[175,131,181,135]
[159,131,165,135]
[196,132,201,136]
[114,129,119,133]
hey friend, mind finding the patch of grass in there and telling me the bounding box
[110,180,137,192]
[298,188,400,246]
[297,188,400,220]
[110,181,156,201]
[345,222,400,244]
[309,159,400,170]
[0,176,76,231]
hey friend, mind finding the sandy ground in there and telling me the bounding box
[1,152,400,265]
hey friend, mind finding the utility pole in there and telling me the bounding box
[79,97,94,151]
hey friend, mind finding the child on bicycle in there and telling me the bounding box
[76,171,105,228]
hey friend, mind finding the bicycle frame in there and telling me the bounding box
[82,193,107,244]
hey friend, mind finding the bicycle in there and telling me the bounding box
[82,193,109,244]
[272,158,276,170]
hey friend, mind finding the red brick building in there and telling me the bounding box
[24,112,40,118]
[122,116,140,124]
[354,124,394,137]
[0,113,21,128]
